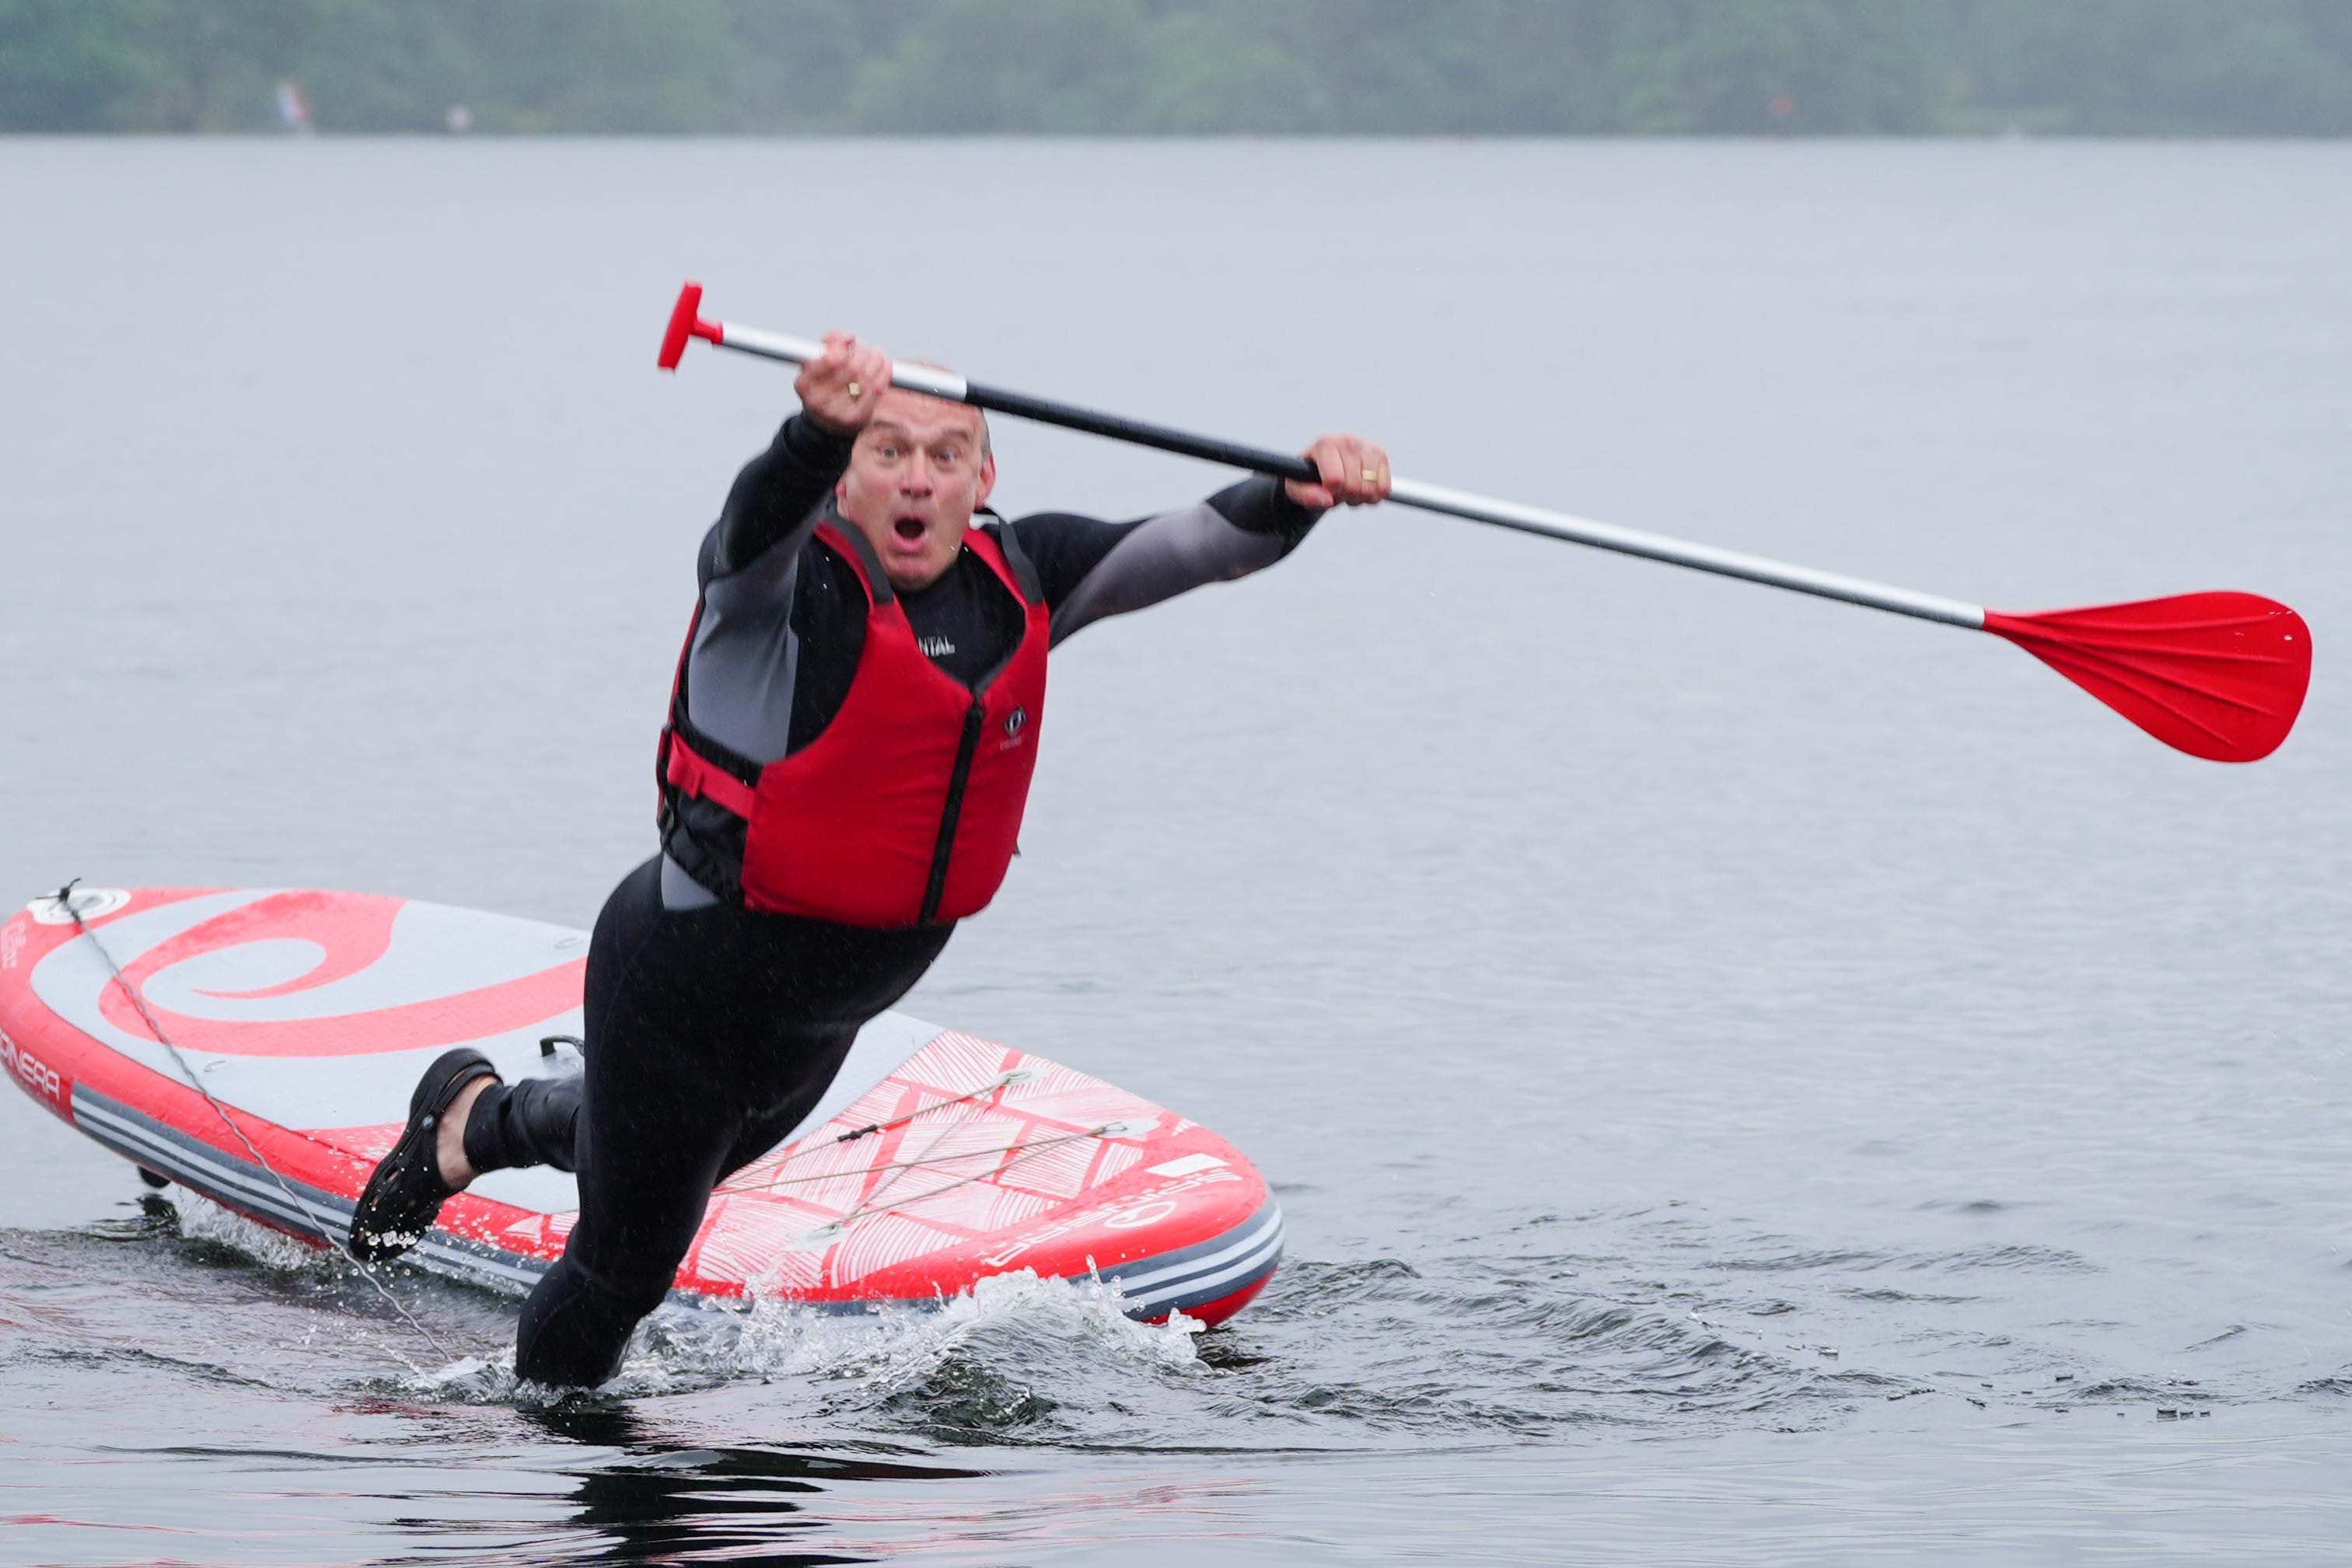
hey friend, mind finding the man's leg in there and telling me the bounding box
[511,854,750,1385]
[512,1025,744,1386]
[509,1013,865,1385]
[512,871,954,1386]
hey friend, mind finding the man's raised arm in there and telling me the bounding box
[703,332,893,581]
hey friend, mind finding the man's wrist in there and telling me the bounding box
[1212,474,1323,544]
[781,410,858,471]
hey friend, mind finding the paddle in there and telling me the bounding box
[656,281,2311,763]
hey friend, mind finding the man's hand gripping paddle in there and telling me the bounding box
[659,281,2311,763]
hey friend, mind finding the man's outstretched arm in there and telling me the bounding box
[1019,432,1390,645]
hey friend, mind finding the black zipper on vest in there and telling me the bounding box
[917,549,1033,926]
[921,697,989,924]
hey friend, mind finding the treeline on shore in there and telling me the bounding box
[6,0,2351,136]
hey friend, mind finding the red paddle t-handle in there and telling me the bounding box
[652,280,972,398]
[657,281,721,370]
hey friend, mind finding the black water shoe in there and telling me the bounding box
[349,1048,499,1263]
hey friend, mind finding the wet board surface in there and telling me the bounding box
[0,887,1281,1325]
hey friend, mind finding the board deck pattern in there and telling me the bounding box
[0,888,1281,1325]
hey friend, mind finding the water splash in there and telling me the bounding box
[387,1269,1208,1426]
[173,1189,344,1276]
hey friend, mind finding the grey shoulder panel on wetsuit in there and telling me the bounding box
[1043,498,1293,648]
[684,519,807,765]
[663,516,813,913]
[677,409,851,777]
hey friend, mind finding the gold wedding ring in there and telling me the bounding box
[847,380,863,400]
[1361,467,1379,484]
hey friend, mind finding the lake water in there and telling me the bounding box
[1,138,2346,1564]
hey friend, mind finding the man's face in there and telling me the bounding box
[834,390,996,592]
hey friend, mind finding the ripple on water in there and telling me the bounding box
[1838,1286,1978,1305]
[1910,1242,2100,1275]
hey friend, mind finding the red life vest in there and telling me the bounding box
[658,521,1050,927]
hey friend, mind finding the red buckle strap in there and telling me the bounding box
[663,732,760,819]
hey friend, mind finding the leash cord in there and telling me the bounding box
[53,881,456,1364]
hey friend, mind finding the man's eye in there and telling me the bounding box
[875,443,902,460]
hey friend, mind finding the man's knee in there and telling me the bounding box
[514,1254,669,1387]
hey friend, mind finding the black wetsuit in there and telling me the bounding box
[464,414,1321,1385]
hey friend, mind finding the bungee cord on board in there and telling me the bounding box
[807,1070,1036,1226]
[832,1127,1126,1234]
[753,1065,1151,1238]
[760,1124,1120,1218]
[832,1067,1027,1144]
[50,879,457,1364]
[758,1125,1113,1195]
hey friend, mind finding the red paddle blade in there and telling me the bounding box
[1983,592,2311,763]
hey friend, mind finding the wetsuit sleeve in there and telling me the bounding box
[703,414,858,583]
[1011,477,1323,647]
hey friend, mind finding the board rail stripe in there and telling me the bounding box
[1105,1209,1286,1317]
[1099,1204,1284,1297]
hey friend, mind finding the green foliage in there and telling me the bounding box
[3,0,2349,135]
[0,0,159,131]
[844,0,1158,133]
[1,0,331,131]
[1940,0,2352,134]
[1598,0,1947,133]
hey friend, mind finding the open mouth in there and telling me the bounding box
[892,515,928,545]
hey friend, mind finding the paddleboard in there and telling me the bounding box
[0,886,1281,1325]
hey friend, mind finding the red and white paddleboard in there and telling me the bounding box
[0,886,1281,1325]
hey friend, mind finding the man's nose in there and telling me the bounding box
[899,453,935,494]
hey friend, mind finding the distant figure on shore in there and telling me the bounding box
[274,80,312,135]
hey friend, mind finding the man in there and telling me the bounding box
[351,333,1391,1385]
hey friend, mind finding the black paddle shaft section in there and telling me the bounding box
[960,379,1323,487]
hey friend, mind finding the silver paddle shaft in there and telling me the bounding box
[1387,478,1986,627]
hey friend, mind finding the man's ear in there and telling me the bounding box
[835,476,849,505]
[973,451,998,510]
